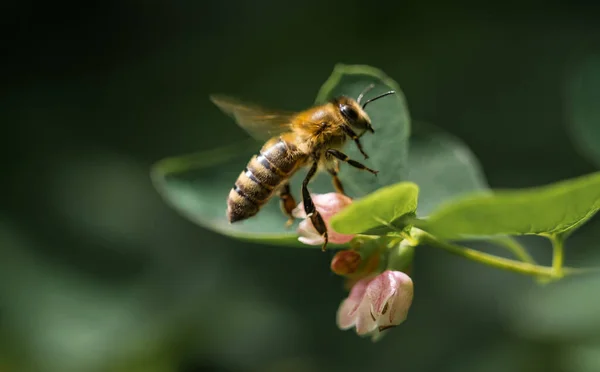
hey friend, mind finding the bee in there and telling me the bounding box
[210,84,395,251]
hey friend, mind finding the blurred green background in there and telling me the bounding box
[3,1,600,371]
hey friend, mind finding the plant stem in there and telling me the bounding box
[412,228,557,278]
[549,234,565,278]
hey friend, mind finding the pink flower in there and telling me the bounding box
[292,192,355,246]
[336,270,414,341]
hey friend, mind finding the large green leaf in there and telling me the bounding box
[566,54,600,168]
[330,182,419,234]
[151,140,303,247]
[419,171,600,239]
[406,122,488,217]
[151,64,411,247]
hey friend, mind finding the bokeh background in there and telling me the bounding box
[3,1,600,371]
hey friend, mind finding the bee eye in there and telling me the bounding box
[340,105,359,122]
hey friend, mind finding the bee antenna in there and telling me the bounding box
[362,90,396,109]
[356,84,375,105]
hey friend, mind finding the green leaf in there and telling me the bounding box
[151,140,304,247]
[151,64,411,247]
[407,122,488,217]
[419,171,600,239]
[329,182,419,234]
[566,54,600,168]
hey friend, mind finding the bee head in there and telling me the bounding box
[334,84,396,135]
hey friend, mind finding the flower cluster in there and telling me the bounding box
[293,192,415,341]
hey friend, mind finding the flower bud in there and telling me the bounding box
[330,250,362,276]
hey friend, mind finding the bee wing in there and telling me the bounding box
[210,94,296,141]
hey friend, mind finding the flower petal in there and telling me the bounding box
[365,270,400,316]
[298,235,324,245]
[336,277,370,330]
[328,229,355,245]
[369,270,413,328]
[291,204,307,219]
[310,193,353,218]
[297,220,323,245]
[336,297,358,330]
[382,272,414,327]
[354,301,378,335]
[292,192,353,219]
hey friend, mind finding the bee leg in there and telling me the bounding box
[328,167,346,196]
[342,124,369,159]
[278,182,296,227]
[326,149,378,175]
[302,161,329,251]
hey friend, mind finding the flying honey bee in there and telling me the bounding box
[210,84,395,251]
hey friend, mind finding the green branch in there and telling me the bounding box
[549,233,565,278]
[411,228,591,279]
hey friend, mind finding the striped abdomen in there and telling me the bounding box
[227,137,304,223]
